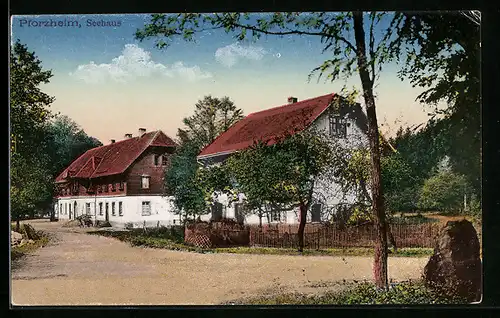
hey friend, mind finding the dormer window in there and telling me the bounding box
[161,155,168,166]
[329,115,347,138]
[154,154,160,166]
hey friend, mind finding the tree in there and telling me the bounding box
[226,129,334,252]
[136,11,396,289]
[418,170,469,214]
[165,96,244,221]
[46,115,102,177]
[165,141,207,222]
[387,12,480,196]
[10,41,55,231]
[177,95,244,147]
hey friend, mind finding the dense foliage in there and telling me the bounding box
[164,95,244,221]
[10,41,101,225]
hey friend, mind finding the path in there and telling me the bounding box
[11,220,428,305]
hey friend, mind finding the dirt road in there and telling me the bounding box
[11,220,428,305]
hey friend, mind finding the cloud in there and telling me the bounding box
[70,44,212,84]
[214,43,267,68]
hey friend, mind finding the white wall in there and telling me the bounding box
[55,195,181,228]
[196,108,370,225]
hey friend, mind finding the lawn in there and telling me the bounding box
[223,280,468,305]
[88,229,434,257]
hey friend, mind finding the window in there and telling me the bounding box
[118,202,123,216]
[97,185,101,193]
[99,202,103,216]
[103,184,108,192]
[141,176,150,189]
[111,202,116,216]
[72,183,78,193]
[329,115,347,138]
[119,182,125,191]
[270,210,281,222]
[86,203,91,215]
[311,204,322,223]
[234,203,246,224]
[161,155,168,166]
[154,154,160,166]
[111,183,116,192]
[211,202,223,221]
[141,201,151,216]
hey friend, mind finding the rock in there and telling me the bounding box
[424,219,481,302]
[11,231,23,242]
[28,239,35,244]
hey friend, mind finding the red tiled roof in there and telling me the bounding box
[198,93,337,158]
[55,130,176,182]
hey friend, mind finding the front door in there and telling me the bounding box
[105,203,109,222]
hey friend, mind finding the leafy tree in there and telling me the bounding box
[165,95,243,220]
[136,12,398,288]
[388,12,480,195]
[164,141,206,222]
[10,41,55,230]
[177,95,244,147]
[46,115,102,177]
[418,170,469,213]
[226,130,334,252]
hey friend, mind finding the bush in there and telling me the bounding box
[346,206,372,226]
[95,220,111,228]
[131,225,184,243]
[418,171,469,213]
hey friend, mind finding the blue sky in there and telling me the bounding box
[11,13,436,144]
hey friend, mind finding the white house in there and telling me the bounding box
[196,93,370,225]
[53,129,182,228]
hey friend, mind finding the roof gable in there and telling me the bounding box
[55,130,176,182]
[198,93,337,158]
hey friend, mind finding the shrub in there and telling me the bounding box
[346,206,372,226]
[418,171,469,213]
[95,220,111,228]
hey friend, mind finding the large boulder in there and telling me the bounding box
[424,219,482,302]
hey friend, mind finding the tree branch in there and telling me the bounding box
[230,21,357,52]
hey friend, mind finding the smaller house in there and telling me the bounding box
[196,93,370,225]
[54,128,181,228]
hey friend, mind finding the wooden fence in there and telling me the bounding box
[247,222,441,249]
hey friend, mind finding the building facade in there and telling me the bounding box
[196,93,370,225]
[54,129,181,228]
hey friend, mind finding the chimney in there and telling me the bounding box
[138,128,146,136]
[124,133,132,139]
[287,96,298,104]
[110,139,116,144]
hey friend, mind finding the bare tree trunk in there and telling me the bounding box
[353,11,389,290]
[297,203,307,252]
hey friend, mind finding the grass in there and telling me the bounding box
[223,280,468,305]
[88,230,433,257]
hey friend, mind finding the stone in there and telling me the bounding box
[11,231,23,242]
[424,219,482,302]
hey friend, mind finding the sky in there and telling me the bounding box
[11,13,439,144]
